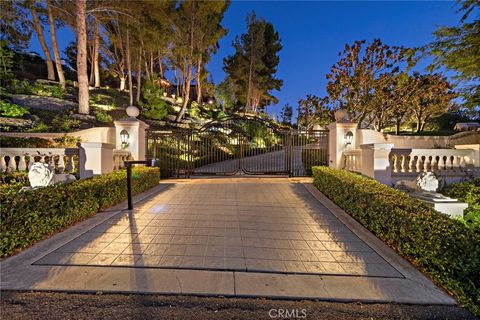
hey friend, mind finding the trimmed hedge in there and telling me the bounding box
[312,167,480,316]
[0,167,159,258]
[441,179,480,227]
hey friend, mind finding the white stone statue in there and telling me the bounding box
[416,172,439,192]
[26,162,77,189]
[28,162,54,188]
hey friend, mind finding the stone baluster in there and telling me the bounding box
[390,154,396,173]
[421,156,427,172]
[18,155,27,171]
[27,156,33,169]
[49,155,56,171]
[0,156,5,173]
[430,156,437,172]
[459,156,466,170]
[446,156,453,170]
[452,156,459,170]
[72,155,77,172]
[65,156,73,172]
[415,156,422,173]
[408,156,414,173]
[438,156,444,171]
[58,155,65,173]
[399,155,405,173]
[6,156,14,172]
[119,154,125,169]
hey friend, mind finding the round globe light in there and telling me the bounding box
[126,105,140,118]
[334,109,348,122]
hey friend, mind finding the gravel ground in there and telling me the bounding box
[0,291,474,320]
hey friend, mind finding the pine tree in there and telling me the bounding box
[280,104,293,126]
[222,12,282,114]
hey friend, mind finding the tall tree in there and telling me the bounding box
[280,104,293,126]
[425,1,479,109]
[29,1,55,80]
[223,12,282,114]
[171,1,228,121]
[46,0,66,89]
[409,73,455,132]
[92,16,101,87]
[387,73,422,135]
[194,1,229,104]
[326,39,405,126]
[76,0,89,114]
[126,27,133,105]
[104,18,126,91]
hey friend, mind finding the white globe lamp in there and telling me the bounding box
[334,109,348,122]
[126,105,140,118]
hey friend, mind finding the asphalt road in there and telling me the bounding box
[0,291,474,320]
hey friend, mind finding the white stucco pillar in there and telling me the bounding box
[327,121,358,168]
[360,143,394,185]
[114,118,149,161]
[78,142,114,178]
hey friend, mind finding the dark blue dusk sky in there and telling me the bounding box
[29,1,461,117]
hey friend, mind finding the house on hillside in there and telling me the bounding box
[454,122,480,131]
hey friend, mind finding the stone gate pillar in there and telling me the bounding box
[327,120,358,169]
[114,106,149,161]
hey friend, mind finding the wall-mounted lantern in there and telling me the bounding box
[120,129,130,149]
[344,131,354,146]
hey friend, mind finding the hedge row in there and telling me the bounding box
[441,178,480,227]
[0,167,160,258]
[312,167,480,316]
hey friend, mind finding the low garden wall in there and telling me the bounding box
[0,167,160,258]
[312,166,480,316]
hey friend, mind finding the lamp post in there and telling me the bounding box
[125,159,158,210]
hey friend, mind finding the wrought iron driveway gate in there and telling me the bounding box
[146,116,328,178]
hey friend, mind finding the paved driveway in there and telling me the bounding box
[35,179,400,277]
[1,178,455,305]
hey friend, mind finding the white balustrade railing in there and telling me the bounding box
[343,149,362,172]
[113,150,132,170]
[390,148,475,176]
[0,148,79,173]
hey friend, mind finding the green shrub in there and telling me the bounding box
[140,79,168,120]
[0,171,29,187]
[442,179,480,227]
[30,81,65,99]
[89,93,115,109]
[92,106,113,124]
[312,167,480,316]
[26,109,81,132]
[8,79,33,94]
[0,100,29,118]
[0,167,160,258]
